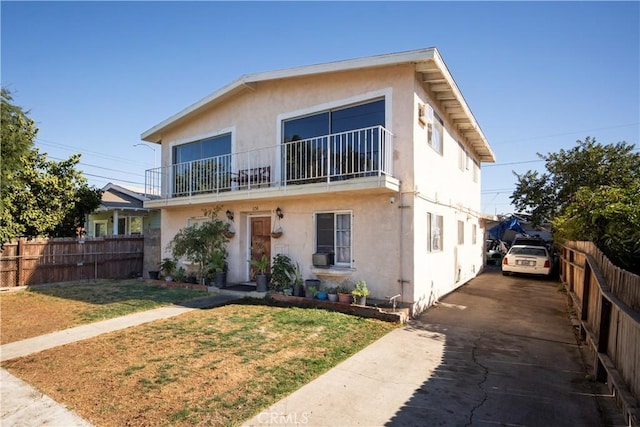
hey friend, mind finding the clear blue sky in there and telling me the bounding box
[2,1,638,216]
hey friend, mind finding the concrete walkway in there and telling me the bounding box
[1,273,625,426]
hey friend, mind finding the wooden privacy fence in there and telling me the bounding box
[0,236,144,287]
[560,241,639,426]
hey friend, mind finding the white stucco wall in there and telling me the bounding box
[153,63,488,316]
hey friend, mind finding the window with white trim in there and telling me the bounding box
[428,113,444,155]
[427,213,443,252]
[472,223,477,245]
[94,220,107,237]
[458,220,465,245]
[187,217,208,228]
[316,211,352,266]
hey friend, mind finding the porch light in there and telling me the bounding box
[226,210,234,221]
[275,207,283,219]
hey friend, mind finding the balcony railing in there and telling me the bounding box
[144,126,393,199]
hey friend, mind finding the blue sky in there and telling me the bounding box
[2,1,638,216]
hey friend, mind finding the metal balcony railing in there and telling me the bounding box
[144,126,393,199]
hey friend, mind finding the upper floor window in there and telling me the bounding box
[316,211,352,267]
[458,220,465,245]
[173,133,232,164]
[283,99,385,142]
[428,113,443,155]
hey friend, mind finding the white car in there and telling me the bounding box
[502,245,552,276]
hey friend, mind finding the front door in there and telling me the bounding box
[250,216,271,280]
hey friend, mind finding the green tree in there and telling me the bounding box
[168,208,230,279]
[511,136,640,273]
[511,137,639,226]
[552,184,640,273]
[0,88,102,248]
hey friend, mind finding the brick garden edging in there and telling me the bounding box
[269,293,408,324]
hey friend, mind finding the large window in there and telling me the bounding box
[172,133,233,196]
[173,133,231,164]
[316,212,352,266]
[283,100,385,183]
[427,213,443,252]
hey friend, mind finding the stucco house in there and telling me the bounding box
[141,47,496,315]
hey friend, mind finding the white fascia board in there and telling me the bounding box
[140,48,438,143]
[430,50,496,163]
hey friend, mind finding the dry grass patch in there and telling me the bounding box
[0,280,209,344]
[2,303,397,426]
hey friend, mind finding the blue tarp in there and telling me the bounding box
[488,218,527,240]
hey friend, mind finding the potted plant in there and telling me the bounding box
[206,249,228,288]
[327,287,338,302]
[337,285,352,303]
[270,254,295,292]
[352,280,369,306]
[159,258,177,281]
[174,266,187,283]
[168,207,230,284]
[249,254,270,292]
[286,262,304,297]
[305,284,318,299]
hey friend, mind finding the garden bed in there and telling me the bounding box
[268,293,409,323]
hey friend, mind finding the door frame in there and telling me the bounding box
[246,214,272,281]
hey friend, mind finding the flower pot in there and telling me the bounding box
[256,274,268,292]
[338,292,352,304]
[353,295,367,306]
[328,293,338,302]
[316,292,328,300]
[215,271,227,288]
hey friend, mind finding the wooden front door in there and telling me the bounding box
[250,217,271,280]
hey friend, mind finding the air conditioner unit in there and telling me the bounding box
[312,253,334,267]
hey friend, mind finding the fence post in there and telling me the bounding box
[17,238,25,287]
[595,297,612,382]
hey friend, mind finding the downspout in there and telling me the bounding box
[397,184,411,304]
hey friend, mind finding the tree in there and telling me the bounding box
[511,137,639,226]
[511,136,640,273]
[0,88,102,248]
[552,184,640,274]
[168,208,230,280]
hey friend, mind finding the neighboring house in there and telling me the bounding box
[88,183,160,237]
[141,47,496,315]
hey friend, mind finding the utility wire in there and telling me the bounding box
[490,122,639,146]
[36,138,151,167]
[48,156,145,177]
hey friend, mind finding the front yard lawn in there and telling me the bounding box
[0,280,209,344]
[2,303,397,426]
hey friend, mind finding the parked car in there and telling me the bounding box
[501,244,552,277]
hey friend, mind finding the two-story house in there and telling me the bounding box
[141,47,495,315]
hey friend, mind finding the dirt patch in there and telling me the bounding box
[0,290,88,344]
[2,304,396,426]
[0,280,208,344]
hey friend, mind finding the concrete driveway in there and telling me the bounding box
[387,266,624,426]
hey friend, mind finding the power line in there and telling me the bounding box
[35,138,152,167]
[83,172,145,186]
[491,122,639,146]
[48,156,145,177]
[484,159,543,168]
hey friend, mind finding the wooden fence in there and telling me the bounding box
[560,241,639,426]
[0,236,144,287]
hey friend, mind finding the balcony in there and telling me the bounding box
[144,126,398,207]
